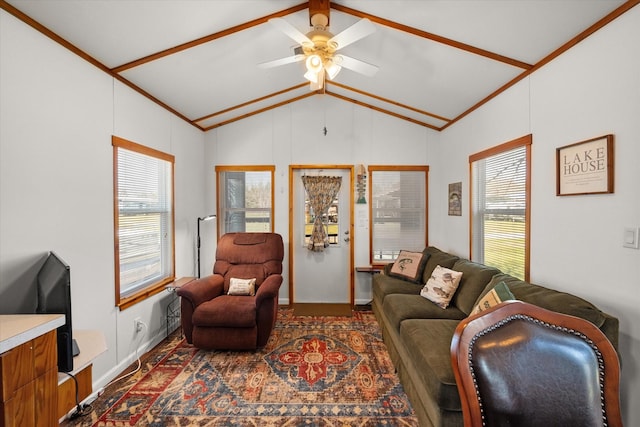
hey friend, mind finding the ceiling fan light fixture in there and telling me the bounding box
[304,69,320,83]
[305,54,323,73]
[325,60,341,80]
[309,70,325,91]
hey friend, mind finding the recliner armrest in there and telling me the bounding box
[177,275,224,307]
[255,274,283,306]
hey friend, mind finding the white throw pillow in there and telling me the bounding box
[420,265,463,309]
[228,277,256,296]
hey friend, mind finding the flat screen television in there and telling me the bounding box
[36,251,79,372]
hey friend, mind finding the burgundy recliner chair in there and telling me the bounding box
[177,232,284,350]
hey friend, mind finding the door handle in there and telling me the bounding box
[344,237,350,243]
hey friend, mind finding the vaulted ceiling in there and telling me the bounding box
[2,0,636,131]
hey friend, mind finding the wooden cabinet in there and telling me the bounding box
[57,364,92,419]
[1,329,58,427]
[0,314,63,427]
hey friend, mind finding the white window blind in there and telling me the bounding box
[370,168,428,263]
[471,143,528,279]
[217,168,273,235]
[114,139,174,299]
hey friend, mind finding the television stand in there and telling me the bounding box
[57,330,107,420]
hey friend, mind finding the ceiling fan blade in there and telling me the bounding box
[328,18,375,50]
[258,54,305,69]
[269,18,313,47]
[335,55,379,77]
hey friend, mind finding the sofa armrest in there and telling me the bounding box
[255,274,283,306]
[177,275,224,308]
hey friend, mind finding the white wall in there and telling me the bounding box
[3,3,638,424]
[432,7,640,425]
[205,97,437,304]
[0,10,205,396]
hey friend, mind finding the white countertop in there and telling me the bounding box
[0,314,65,353]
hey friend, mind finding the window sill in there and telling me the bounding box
[117,277,175,311]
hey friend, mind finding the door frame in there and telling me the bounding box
[288,164,355,307]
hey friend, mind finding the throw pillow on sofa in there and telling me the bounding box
[470,281,515,315]
[420,265,463,308]
[388,249,430,284]
[228,277,256,296]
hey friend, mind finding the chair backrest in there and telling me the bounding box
[450,300,622,427]
[213,232,284,291]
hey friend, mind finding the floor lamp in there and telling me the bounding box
[197,215,216,278]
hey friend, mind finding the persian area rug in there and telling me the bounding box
[65,309,418,426]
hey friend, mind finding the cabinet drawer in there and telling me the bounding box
[0,341,34,402]
[0,380,36,427]
[33,331,57,376]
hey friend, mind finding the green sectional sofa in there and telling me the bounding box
[371,246,619,427]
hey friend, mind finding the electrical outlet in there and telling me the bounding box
[623,227,639,249]
[134,317,143,333]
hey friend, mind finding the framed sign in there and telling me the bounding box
[556,134,614,196]
[448,182,462,216]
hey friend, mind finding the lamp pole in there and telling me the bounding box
[197,215,216,278]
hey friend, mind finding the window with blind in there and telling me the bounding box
[113,136,175,309]
[369,166,429,264]
[470,135,531,281]
[216,166,274,235]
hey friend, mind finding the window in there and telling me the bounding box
[304,196,340,246]
[216,166,274,235]
[470,135,531,281]
[112,136,175,309]
[369,166,429,265]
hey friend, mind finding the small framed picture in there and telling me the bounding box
[556,135,614,196]
[448,182,462,216]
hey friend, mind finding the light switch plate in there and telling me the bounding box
[623,227,639,249]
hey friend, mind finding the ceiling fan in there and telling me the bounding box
[259,0,378,91]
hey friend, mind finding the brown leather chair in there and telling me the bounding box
[450,300,622,427]
[177,232,284,350]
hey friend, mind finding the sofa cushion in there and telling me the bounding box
[422,247,459,283]
[420,265,463,309]
[479,274,607,329]
[400,319,462,412]
[383,294,466,331]
[388,249,430,283]
[372,274,422,304]
[450,259,502,315]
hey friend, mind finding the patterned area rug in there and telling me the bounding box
[64,309,418,426]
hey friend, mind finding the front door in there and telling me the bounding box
[289,166,353,306]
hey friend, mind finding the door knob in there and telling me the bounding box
[344,237,350,243]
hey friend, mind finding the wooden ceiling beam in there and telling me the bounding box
[111,2,309,73]
[331,3,533,70]
[201,91,317,130]
[309,0,330,25]
[441,0,640,131]
[194,83,309,123]
[326,91,442,131]
[0,0,202,131]
[328,81,451,123]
